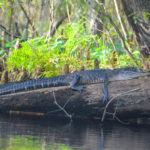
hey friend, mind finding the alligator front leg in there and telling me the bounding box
[102,76,109,102]
[70,75,84,91]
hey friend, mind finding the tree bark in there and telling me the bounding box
[121,0,150,69]
[17,0,37,37]
[0,77,150,123]
[114,0,129,41]
[86,0,104,37]
[8,0,14,41]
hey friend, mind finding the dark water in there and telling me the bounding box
[0,115,150,150]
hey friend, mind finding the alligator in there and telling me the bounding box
[0,67,150,101]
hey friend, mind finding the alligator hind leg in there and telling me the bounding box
[102,76,109,102]
[70,75,84,91]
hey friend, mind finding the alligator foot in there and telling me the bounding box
[101,95,108,102]
[70,75,85,91]
[71,85,85,91]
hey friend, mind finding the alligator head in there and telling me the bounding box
[110,69,150,81]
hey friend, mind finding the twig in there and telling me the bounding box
[17,0,37,36]
[66,0,71,22]
[46,0,54,39]
[113,99,119,119]
[101,88,141,122]
[46,94,72,114]
[113,0,128,41]
[51,15,67,36]
[0,24,20,38]
[106,112,129,125]
[114,115,130,125]
[52,91,72,120]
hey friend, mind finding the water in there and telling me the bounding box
[0,115,150,150]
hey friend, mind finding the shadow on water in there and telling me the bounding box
[0,115,150,150]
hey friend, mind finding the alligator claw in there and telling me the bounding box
[101,95,108,102]
[71,86,85,91]
[78,86,85,91]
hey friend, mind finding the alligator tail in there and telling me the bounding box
[0,75,68,95]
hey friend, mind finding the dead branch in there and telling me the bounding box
[52,91,72,120]
[0,24,20,38]
[101,88,141,122]
[51,15,67,36]
[46,94,73,114]
[106,112,130,125]
[17,0,38,36]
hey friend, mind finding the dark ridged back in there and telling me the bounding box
[0,69,108,95]
[74,69,107,84]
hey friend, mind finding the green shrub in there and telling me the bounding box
[6,19,140,80]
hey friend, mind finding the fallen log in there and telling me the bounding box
[0,76,150,123]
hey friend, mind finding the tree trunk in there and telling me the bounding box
[86,0,104,37]
[8,0,14,41]
[0,77,150,124]
[121,0,150,69]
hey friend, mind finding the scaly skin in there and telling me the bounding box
[0,67,149,101]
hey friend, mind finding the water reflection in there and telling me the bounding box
[0,115,150,150]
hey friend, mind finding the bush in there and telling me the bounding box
[6,19,140,80]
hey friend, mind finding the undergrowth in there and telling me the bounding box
[1,20,141,80]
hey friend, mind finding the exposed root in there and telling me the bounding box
[101,88,141,123]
